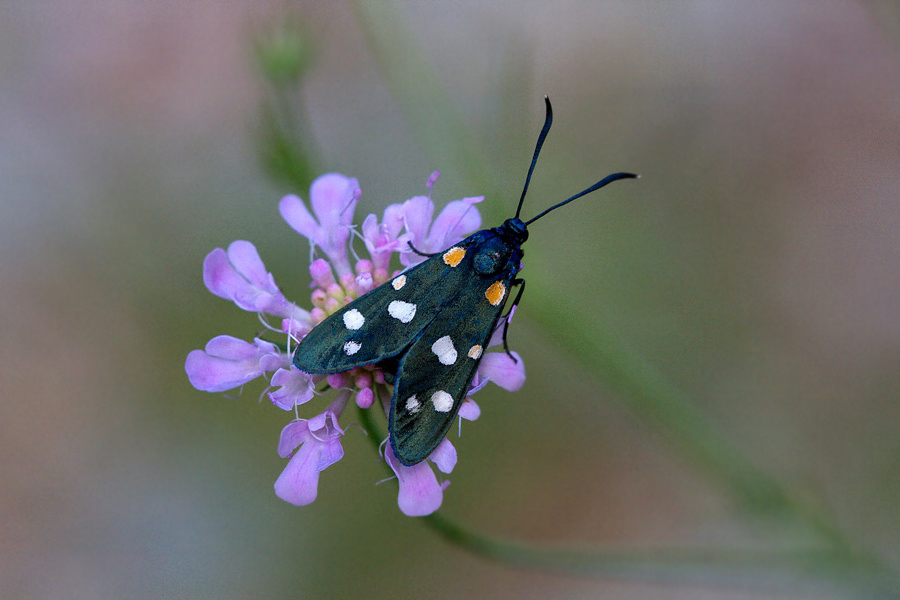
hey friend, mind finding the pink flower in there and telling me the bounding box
[361,203,405,273]
[401,193,483,266]
[385,438,457,516]
[185,336,284,392]
[274,407,346,506]
[268,367,316,410]
[279,173,361,277]
[187,171,527,516]
[203,240,307,321]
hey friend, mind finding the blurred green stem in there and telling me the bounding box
[257,72,319,192]
[355,404,892,595]
[348,0,883,565]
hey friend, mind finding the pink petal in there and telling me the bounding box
[185,336,275,392]
[278,420,311,457]
[281,317,312,339]
[205,335,267,360]
[279,194,321,242]
[226,240,271,291]
[402,196,435,247]
[429,438,457,474]
[310,173,359,231]
[458,398,481,421]
[381,203,405,239]
[361,213,380,248]
[308,411,346,440]
[185,350,256,392]
[385,446,443,517]
[268,367,315,410]
[202,248,246,300]
[477,351,526,391]
[467,372,490,395]
[203,243,291,316]
[316,439,344,472]
[428,197,483,248]
[274,440,322,505]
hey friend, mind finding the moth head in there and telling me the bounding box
[501,218,529,244]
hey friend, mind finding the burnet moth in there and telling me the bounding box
[293,97,637,465]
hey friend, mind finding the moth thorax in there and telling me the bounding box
[473,237,514,276]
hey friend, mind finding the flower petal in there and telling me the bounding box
[401,196,434,248]
[268,367,315,410]
[429,438,457,474]
[279,194,321,242]
[477,351,525,391]
[316,439,344,472]
[428,197,483,248]
[203,248,246,301]
[310,173,359,231]
[381,203,405,240]
[278,420,311,457]
[274,440,322,506]
[185,336,275,392]
[202,242,293,316]
[226,240,271,291]
[385,446,443,517]
[458,398,481,421]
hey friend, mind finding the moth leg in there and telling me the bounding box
[502,278,526,362]
[407,241,441,258]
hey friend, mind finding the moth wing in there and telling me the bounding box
[293,239,480,374]
[389,269,516,465]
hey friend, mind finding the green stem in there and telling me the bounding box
[347,0,884,568]
[356,405,892,594]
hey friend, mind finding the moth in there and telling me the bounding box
[293,97,636,465]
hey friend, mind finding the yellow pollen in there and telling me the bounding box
[485,281,506,306]
[442,247,466,267]
[468,345,483,359]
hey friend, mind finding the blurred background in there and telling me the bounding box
[1,2,898,599]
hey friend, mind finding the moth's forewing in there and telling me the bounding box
[293,237,480,374]
[389,259,518,465]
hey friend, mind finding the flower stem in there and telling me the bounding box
[355,405,893,595]
[347,0,887,570]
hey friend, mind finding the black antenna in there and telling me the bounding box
[514,96,553,219]
[525,172,638,226]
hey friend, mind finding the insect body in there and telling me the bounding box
[293,97,636,465]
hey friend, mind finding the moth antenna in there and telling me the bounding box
[514,96,553,219]
[525,172,639,226]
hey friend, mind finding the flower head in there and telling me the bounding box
[186,172,525,516]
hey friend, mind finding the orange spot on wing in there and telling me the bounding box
[485,281,506,306]
[442,247,466,267]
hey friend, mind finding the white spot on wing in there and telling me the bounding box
[431,335,458,365]
[388,300,417,323]
[343,341,361,355]
[431,390,454,412]
[405,395,420,413]
[392,275,407,290]
[467,345,483,359]
[343,309,365,330]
